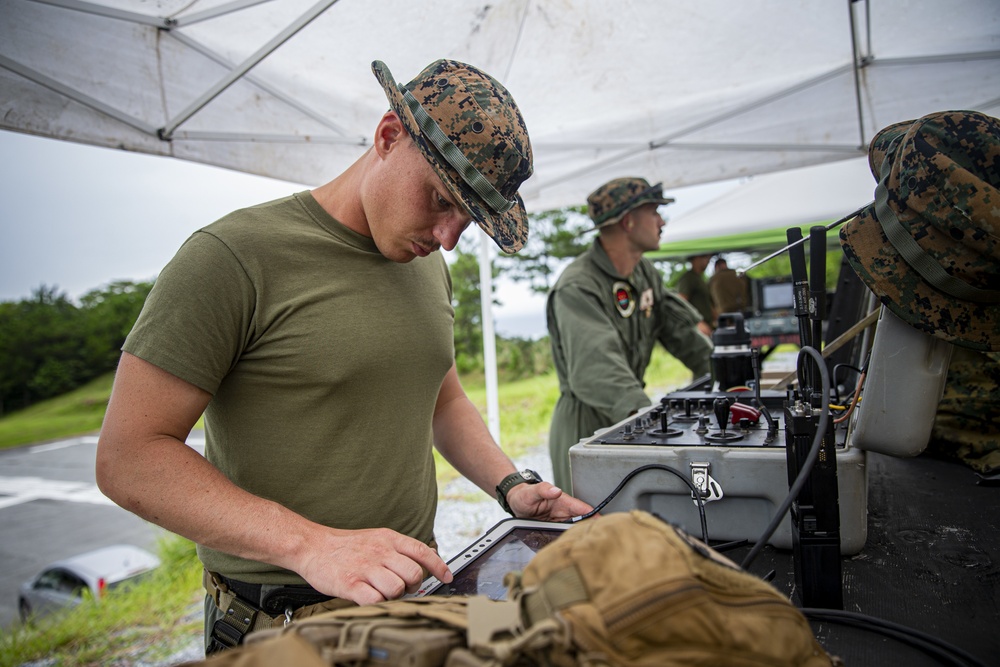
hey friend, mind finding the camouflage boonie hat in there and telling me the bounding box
[372,59,533,254]
[840,110,1000,352]
[585,177,675,231]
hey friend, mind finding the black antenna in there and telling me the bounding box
[809,226,827,357]
[787,227,811,394]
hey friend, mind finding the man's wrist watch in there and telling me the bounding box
[496,469,543,516]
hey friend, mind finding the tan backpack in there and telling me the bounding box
[182,511,839,666]
[507,510,840,666]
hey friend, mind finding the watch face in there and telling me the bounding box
[523,470,540,482]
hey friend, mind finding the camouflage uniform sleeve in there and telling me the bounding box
[550,284,652,422]
[656,290,713,377]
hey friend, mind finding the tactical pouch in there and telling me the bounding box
[256,598,468,666]
[186,595,564,667]
[509,510,841,667]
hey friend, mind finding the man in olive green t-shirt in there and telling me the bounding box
[95,59,591,654]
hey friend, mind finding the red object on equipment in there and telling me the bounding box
[729,402,761,425]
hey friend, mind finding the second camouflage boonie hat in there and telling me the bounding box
[372,59,533,254]
[586,177,675,231]
[839,110,1000,352]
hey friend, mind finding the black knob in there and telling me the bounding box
[713,397,731,432]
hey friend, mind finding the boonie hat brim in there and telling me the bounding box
[373,60,531,254]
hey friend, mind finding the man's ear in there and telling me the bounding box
[621,213,634,231]
[373,111,407,157]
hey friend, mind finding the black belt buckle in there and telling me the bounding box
[260,585,332,615]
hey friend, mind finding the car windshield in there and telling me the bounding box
[106,569,155,592]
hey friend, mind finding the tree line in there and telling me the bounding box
[0,281,153,415]
[0,204,825,416]
[0,215,579,416]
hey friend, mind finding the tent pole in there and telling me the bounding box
[479,230,501,446]
[847,0,868,148]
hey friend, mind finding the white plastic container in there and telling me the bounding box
[849,306,953,457]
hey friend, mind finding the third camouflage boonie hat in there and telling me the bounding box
[586,177,675,231]
[840,110,1000,352]
[372,59,533,254]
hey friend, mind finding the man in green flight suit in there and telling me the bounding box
[546,177,714,492]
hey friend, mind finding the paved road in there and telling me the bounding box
[0,433,204,629]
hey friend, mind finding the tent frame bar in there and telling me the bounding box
[530,61,857,194]
[171,130,366,145]
[525,46,999,198]
[168,29,356,139]
[0,53,160,135]
[30,0,171,27]
[159,0,341,140]
[14,0,348,143]
[661,142,863,154]
[29,0,275,28]
[171,0,277,28]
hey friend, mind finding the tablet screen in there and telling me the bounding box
[427,526,566,599]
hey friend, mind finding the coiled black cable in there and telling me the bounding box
[567,463,709,544]
[802,608,987,667]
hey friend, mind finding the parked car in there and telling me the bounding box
[18,544,161,623]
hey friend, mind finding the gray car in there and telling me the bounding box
[18,544,161,623]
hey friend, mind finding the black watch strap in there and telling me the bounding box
[496,469,542,515]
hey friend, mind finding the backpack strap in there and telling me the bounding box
[521,565,589,627]
[203,570,283,652]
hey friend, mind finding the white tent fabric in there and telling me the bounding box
[663,157,875,245]
[2,0,999,213]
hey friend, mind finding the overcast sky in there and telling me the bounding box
[0,129,738,339]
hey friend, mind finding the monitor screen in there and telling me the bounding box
[760,281,795,311]
[426,527,566,600]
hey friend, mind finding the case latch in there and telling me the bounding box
[691,461,724,504]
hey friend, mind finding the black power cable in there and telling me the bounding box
[802,608,987,667]
[567,463,709,544]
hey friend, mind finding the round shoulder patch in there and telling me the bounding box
[613,281,635,317]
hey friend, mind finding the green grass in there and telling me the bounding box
[0,374,113,449]
[0,535,203,667]
[0,350,694,664]
[0,373,205,451]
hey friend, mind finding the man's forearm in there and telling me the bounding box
[97,432,319,573]
[432,392,516,497]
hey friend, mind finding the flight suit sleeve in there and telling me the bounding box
[656,290,713,377]
[550,284,652,422]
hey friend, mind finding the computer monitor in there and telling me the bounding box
[755,277,795,313]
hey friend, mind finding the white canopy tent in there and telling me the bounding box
[2,0,998,440]
[652,157,877,259]
[2,0,998,207]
